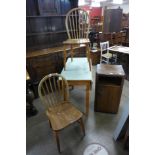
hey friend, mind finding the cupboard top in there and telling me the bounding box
[97,64,125,77]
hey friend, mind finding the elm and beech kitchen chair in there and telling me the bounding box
[63,7,91,70]
[38,73,85,153]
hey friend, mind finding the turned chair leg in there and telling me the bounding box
[53,131,61,153]
[79,118,85,136]
[71,44,74,62]
[63,45,67,70]
[86,44,91,71]
[49,120,52,128]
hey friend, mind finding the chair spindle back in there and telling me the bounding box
[38,73,69,110]
[65,8,90,39]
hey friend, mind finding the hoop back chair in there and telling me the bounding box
[100,41,113,64]
[63,7,91,70]
[38,73,85,153]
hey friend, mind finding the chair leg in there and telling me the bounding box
[49,120,51,128]
[71,44,73,62]
[107,58,109,64]
[86,44,91,71]
[63,45,67,70]
[79,118,85,136]
[53,131,61,153]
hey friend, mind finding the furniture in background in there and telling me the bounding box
[113,31,123,45]
[122,13,129,29]
[122,27,129,46]
[109,45,129,55]
[26,0,78,51]
[113,102,129,141]
[94,64,125,113]
[90,49,100,65]
[38,73,85,153]
[63,8,91,71]
[109,45,129,80]
[100,41,112,64]
[26,70,38,117]
[26,45,86,97]
[90,16,102,32]
[101,33,114,46]
[61,57,92,115]
[99,31,129,47]
[113,100,129,151]
[89,31,100,49]
[103,8,123,33]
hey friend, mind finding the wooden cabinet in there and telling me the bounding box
[103,8,123,33]
[26,0,78,51]
[94,64,125,113]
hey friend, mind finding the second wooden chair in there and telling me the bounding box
[38,73,85,153]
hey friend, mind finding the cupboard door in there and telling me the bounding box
[95,84,121,113]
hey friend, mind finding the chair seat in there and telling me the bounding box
[46,102,83,131]
[63,39,90,45]
[101,53,112,59]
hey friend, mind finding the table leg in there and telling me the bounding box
[86,44,91,71]
[85,82,90,115]
[63,45,67,70]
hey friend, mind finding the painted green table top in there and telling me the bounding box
[61,57,92,81]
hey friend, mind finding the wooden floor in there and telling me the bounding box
[26,66,129,155]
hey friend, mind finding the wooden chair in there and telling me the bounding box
[38,73,85,153]
[100,41,112,64]
[63,7,91,71]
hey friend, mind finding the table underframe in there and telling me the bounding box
[67,80,91,115]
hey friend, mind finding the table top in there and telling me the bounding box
[97,64,125,77]
[108,45,129,54]
[61,57,92,81]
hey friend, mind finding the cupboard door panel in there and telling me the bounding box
[95,85,121,113]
